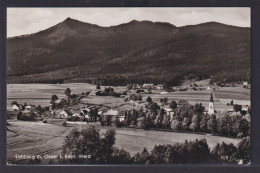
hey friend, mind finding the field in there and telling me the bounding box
[7,120,240,164]
[6,81,250,164]
[7,80,250,111]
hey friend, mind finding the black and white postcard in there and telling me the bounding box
[6,7,251,165]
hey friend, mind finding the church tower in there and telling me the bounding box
[208,93,214,115]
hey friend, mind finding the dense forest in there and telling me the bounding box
[7,18,250,85]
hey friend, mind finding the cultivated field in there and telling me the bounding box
[7,81,250,111]
[7,120,240,164]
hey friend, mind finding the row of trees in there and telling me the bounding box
[101,102,250,138]
[43,125,250,164]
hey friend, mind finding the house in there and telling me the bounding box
[98,110,103,116]
[25,105,32,111]
[178,100,189,106]
[160,92,168,95]
[102,109,120,125]
[9,104,21,111]
[243,81,249,87]
[80,109,89,119]
[118,114,125,122]
[103,109,119,116]
[164,108,175,119]
[89,90,98,96]
[7,110,20,119]
[227,108,234,113]
[72,110,80,117]
[120,95,126,98]
[156,85,164,90]
[142,83,154,89]
[57,110,73,118]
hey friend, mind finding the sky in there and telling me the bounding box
[7,8,250,38]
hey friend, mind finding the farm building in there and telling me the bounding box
[89,90,98,96]
[160,92,168,94]
[102,109,120,126]
[156,84,164,90]
[143,83,154,89]
[8,104,21,111]
[7,110,20,119]
[118,114,125,122]
[243,81,249,87]
[57,110,73,118]
[80,109,90,119]
[25,105,32,111]
[103,109,119,116]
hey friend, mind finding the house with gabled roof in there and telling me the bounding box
[57,110,73,118]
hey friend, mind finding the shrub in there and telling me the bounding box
[62,121,67,126]
[67,116,80,121]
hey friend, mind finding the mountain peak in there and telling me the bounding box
[62,17,81,23]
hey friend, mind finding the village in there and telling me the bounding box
[7,79,251,134]
[6,79,251,165]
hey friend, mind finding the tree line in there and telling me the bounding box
[101,101,250,138]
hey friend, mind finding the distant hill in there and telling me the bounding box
[7,18,250,85]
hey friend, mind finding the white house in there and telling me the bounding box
[156,85,164,90]
[118,115,125,122]
[9,104,20,111]
[25,105,32,111]
[57,110,72,118]
[164,108,175,119]
[103,109,119,116]
[89,90,98,96]
[160,92,168,95]
[80,109,89,119]
[72,111,80,117]
[143,83,154,89]
[243,81,249,86]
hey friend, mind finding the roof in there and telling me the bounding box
[81,110,88,115]
[143,83,154,86]
[59,110,73,116]
[21,110,31,114]
[103,109,119,116]
[210,93,214,102]
[11,104,20,108]
[178,100,189,105]
[164,108,173,112]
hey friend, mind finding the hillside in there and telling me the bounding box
[7,18,250,85]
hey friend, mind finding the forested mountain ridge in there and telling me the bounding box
[7,18,250,85]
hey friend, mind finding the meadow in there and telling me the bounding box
[7,120,240,164]
[7,81,250,111]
